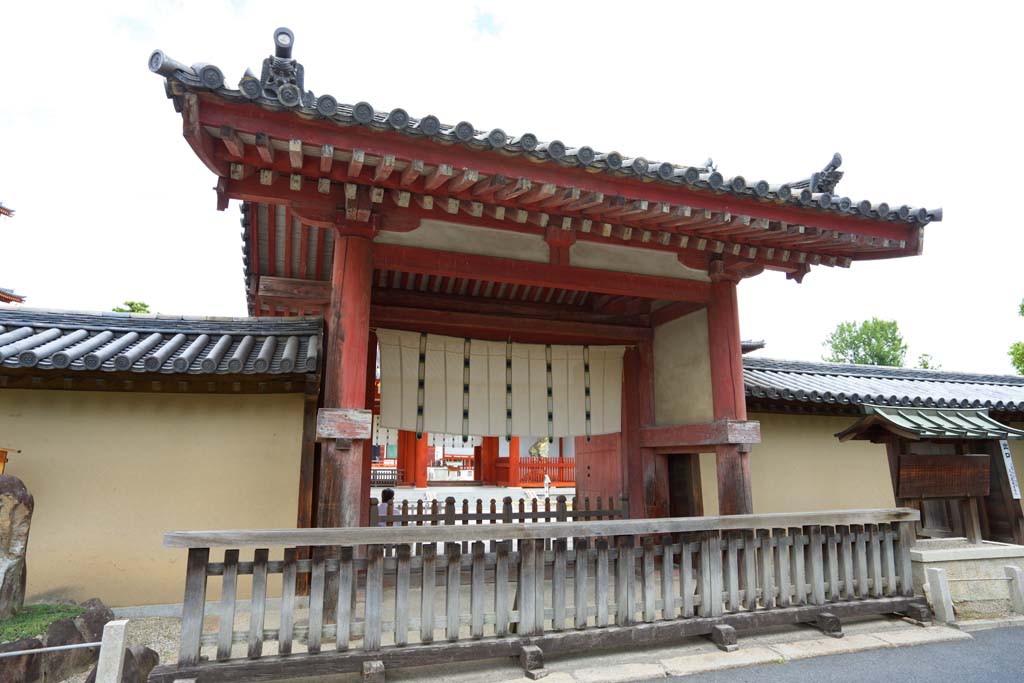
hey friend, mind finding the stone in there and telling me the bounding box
[871,627,972,646]
[814,612,844,638]
[129,645,160,681]
[361,659,385,683]
[661,646,785,676]
[770,633,889,660]
[0,637,42,683]
[710,623,738,652]
[519,644,544,671]
[75,600,115,643]
[43,618,94,681]
[85,647,140,683]
[573,662,665,683]
[0,475,34,620]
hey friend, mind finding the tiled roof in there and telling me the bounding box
[149,28,941,226]
[0,287,24,304]
[0,308,321,375]
[836,405,1024,441]
[744,357,1024,413]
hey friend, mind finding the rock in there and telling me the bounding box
[84,647,140,683]
[75,601,115,643]
[0,637,42,683]
[0,475,34,620]
[130,645,160,681]
[43,618,93,681]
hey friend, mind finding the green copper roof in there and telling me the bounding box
[836,405,1024,442]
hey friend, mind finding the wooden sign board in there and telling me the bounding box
[316,408,373,442]
[898,454,990,499]
[999,440,1021,500]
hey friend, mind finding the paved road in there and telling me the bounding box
[648,627,1024,683]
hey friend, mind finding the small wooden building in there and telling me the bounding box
[148,27,942,529]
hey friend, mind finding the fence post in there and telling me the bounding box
[94,619,129,683]
[1005,566,1024,615]
[368,498,379,528]
[926,567,955,624]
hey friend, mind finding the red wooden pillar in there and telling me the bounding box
[508,437,521,487]
[413,434,430,488]
[318,229,373,529]
[707,278,753,515]
[479,437,498,484]
[396,430,412,485]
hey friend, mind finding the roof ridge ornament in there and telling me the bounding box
[788,153,844,193]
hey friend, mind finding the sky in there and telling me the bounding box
[1,1,1022,374]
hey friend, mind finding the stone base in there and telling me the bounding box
[912,538,1024,620]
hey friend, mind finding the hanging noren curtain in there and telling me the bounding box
[376,329,624,441]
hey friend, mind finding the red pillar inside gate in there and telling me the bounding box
[508,436,521,487]
[413,433,430,489]
[319,229,373,528]
[707,279,753,515]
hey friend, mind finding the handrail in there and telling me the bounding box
[164,507,920,548]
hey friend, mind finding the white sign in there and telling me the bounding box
[1000,440,1021,500]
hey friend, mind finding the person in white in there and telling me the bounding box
[543,473,551,498]
[378,488,394,526]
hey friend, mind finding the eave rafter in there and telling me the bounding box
[179,93,925,281]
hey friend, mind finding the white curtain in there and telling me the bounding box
[376,329,624,439]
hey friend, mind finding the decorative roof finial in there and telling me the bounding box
[244,27,309,108]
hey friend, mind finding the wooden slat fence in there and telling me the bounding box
[369,494,627,531]
[151,509,926,682]
[519,456,576,486]
[369,468,402,487]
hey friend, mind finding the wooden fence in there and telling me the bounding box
[151,508,927,682]
[519,456,575,487]
[369,494,627,535]
[369,468,402,487]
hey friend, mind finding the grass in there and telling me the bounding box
[0,603,85,643]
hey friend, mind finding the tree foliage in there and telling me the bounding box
[1011,298,1024,375]
[112,301,151,314]
[823,318,907,367]
[916,353,941,370]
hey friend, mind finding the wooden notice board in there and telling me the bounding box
[897,454,990,499]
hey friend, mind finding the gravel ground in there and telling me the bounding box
[61,617,181,683]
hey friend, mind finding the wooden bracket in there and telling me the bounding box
[316,408,372,448]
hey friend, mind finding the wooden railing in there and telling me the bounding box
[369,468,402,487]
[151,508,926,682]
[519,456,575,486]
[369,494,627,533]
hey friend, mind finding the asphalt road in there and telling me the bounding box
[646,627,1024,683]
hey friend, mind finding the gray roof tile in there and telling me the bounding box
[0,308,321,376]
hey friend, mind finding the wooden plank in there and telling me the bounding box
[839,525,855,600]
[825,529,841,603]
[757,530,774,609]
[178,547,209,666]
[395,544,411,647]
[642,537,657,622]
[881,525,897,597]
[336,547,354,650]
[497,542,511,636]
[596,538,610,627]
[661,536,676,620]
[446,544,462,642]
[165,509,922,549]
[774,530,791,608]
[278,549,296,656]
[707,533,724,617]
[247,549,268,659]
[420,545,436,644]
[789,528,807,606]
[316,408,372,441]
[615,536,634,626]
[743,531,758,611]
[365,545,384,651]
[681,538,696,617]
[471,542,485,639]
[853,525,869,599]
[868,524,884,598]
[521,537,538,633]
[553,538,567,630]
[726,533,740,612]
[807,527,826,605]
[640,420,761,450]
[896,522,916,597]
[308,546,325,654]
[575,539,590,629]
[216,549,238,661]
[897,455,990,498]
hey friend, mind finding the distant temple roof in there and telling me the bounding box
[0,308,320,376]
[149,29,941,227]
[744,357,1024,416]
[0,287,24,304]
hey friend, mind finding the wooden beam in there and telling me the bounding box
[640,420,762,450]
[651,301,706,327]
[370,305,652,344]
[373,244,711,303]
[258,276,331,303]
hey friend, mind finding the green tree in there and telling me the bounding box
[1011,298,1024,375]
[916,353,941,370]
[112,301,151,314]
[823,318,907,366]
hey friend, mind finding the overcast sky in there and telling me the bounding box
[2,1,1022,374]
